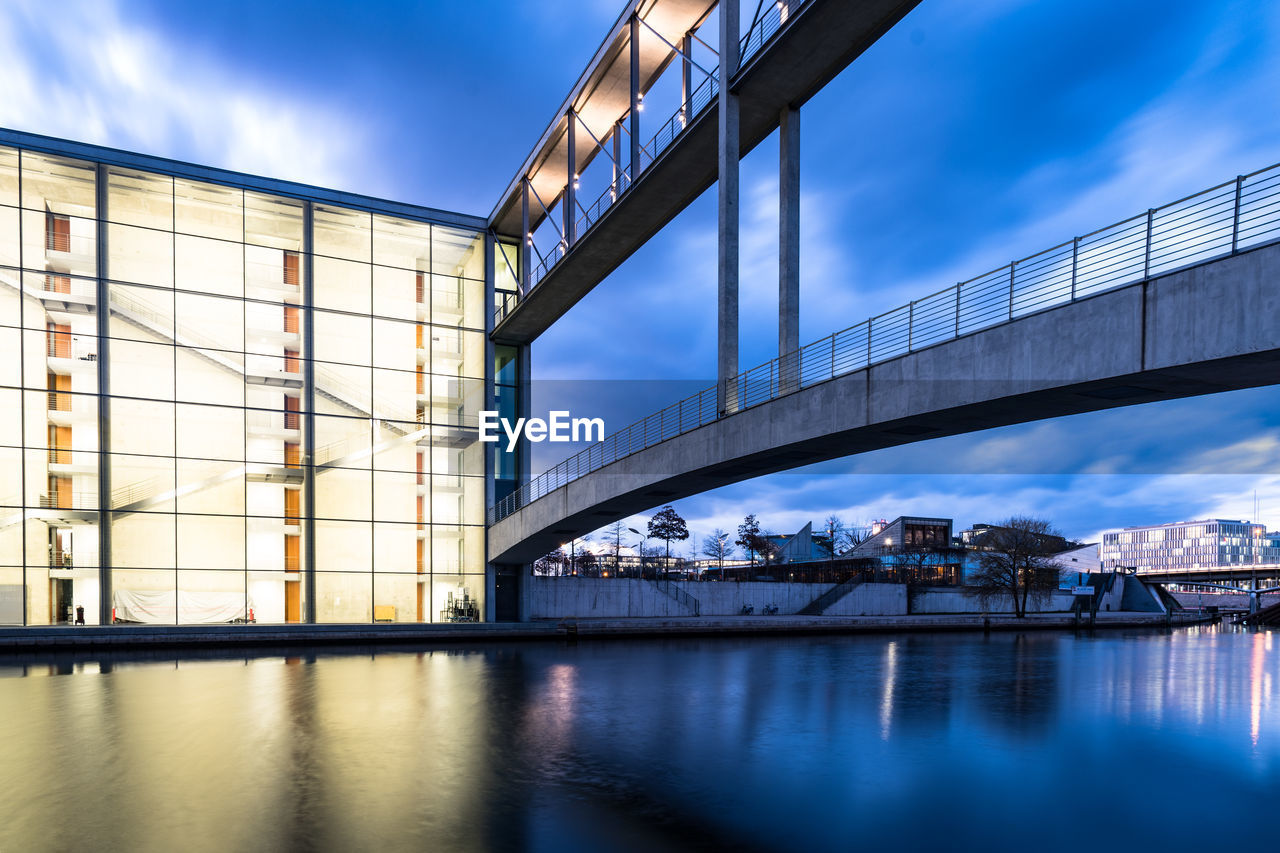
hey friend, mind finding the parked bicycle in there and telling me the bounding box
[740,604,754,615]
[763,603,779,615]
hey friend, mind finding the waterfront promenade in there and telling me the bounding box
[0,611,1210,652]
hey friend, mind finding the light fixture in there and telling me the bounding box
[637,93,644,112]
[573,174,580,190]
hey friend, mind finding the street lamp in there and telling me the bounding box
[628,527,647,579]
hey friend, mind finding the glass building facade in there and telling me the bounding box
[1102,519,1280,573]
[0,137,504,626]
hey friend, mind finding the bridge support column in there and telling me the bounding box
[520,178,530,293]
[95,165,112,626]
[718,0,741,415]
[565,110,577,247]
[779,105,800,393]
[629,14,641,185]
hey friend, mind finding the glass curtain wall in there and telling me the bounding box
[0,143,487,626]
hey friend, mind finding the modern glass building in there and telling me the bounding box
[1102,519,1279,573]
[0,131,523,626]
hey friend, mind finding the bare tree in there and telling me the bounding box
[702,528,733,573]
[535,546,567,576]
[604,520,628,576]
[817,515,847,561]
[965,516,1063,617]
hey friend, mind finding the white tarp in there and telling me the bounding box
[112,590,254,624]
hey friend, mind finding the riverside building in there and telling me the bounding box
[1101,519,1279,574]
[0,133,524,626]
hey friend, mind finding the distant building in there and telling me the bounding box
[760,522,827,564]
[1101,519,1278,572]
[846,516,952,556]
[959,523,1072,554]
[1049,543,1101,585]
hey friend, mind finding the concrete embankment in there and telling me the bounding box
[553,612,1209,638]
[0,611,1211,653]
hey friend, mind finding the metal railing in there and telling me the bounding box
[652,578,701,616]
[740,1,805,61]
[489,162,1280,524]
[500,1,811,328]
[39,492,96,510]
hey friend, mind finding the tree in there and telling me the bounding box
[567,534,591,576]
[965,516,1063,617]
[604,520,628,576]
[648,506,689,575]
[702,528,733,573]
[535,546,567,576]
[817,515,847,561]
[736,514,763,567]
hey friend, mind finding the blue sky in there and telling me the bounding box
[3,0,1279,553]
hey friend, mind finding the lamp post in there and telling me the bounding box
[628,527,647,579]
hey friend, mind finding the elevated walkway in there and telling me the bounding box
[491,0,922,343]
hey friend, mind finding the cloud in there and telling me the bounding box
[0,0,367,190]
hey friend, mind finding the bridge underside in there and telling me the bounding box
[489,241,1280,564]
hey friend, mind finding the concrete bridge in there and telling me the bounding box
[489,235,1280,564]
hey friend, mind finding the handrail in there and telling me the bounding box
[496,0,813,328]
[489,161,1280,524]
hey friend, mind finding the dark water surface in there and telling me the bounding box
[1,624,1277,852]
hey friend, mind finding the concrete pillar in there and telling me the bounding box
[612,120,622,198]
[629,15,641,185]
[483,232,497,624]
[520,178,530,293]
[565,110,577,246]
[301,201,317,623]
[681,32,693,125]
[779,105,800,392]
[94,165,112,626]
[718,0,741,415]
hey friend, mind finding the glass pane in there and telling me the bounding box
[108,168,173,230]
[108,222,173,288]
[177,516,246,570]
[315,570,371,623]
[175,234,243,297]
[431,225,483,279]
[373,214,430,271]
[177,569,248,624]
[314,205,370,263]
[21,152,96,215]
[110,568,176,624]
[175,179,243,241]
[245,191,303,251]
[315,255,370,315]
[373,573,420,622]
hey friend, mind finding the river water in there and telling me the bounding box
[0,624,1276,852]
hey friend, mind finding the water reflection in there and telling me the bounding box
[0,625,1276,852]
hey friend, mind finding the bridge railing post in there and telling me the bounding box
[1070,237,1079,300]
[1232,175,1243,254]
[1144,208,1154,279]
[1008,261,1015,319]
